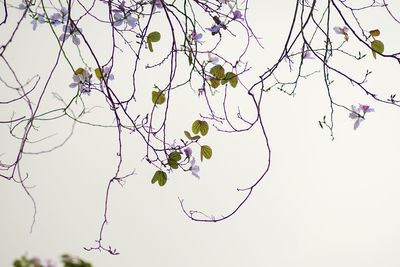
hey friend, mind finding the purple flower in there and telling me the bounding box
[206,24,222,34]
[184,147,192,158]
[349,104,374,130]
[334,26,349,41]
[190,30,203,43]
[208,52,219,64]
[302,50,314,59]
[59,24,82,45]
[359,104,374,113]
[44,258,57,267]
[155,0,163,8]
[31,14,45,30]
[232,10,243,20]
[70,68,92,95]
[51,7,68,26]
[113,12,138,28]
[190,158,200,179]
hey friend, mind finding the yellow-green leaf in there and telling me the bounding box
[168,159,179,169]
[148,40,154,52]
[184,130,200,140]
[188,52,193,65]
[169,151,182,162]
[371,40,384,59]
[200,145,212,161]
[210,65,225,79]
[370,29,380,37]
[199,121,209,136]
[95,67,104,80]
[151,170,167,186]
[221,72,238,88]
[192,120,209,136]
[152,91,166,105]
[192,120,201,134]
[74,67,86,78]
[210,78,220,88]
[148,31,161,42]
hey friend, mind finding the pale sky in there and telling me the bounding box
[1,1,400,266]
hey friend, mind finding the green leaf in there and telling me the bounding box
[148,41,154,52]
[152,91,166,105]
[188,52,193,65]
[200,121,209,136]
[200,145,212,161]
[168,159,179,169]
[95,67,104,80]
[151,170,167,186]
[210,64,225,79]
[192,120,201,134]
[184,130,192,139]
[147,32,160,53]
[184,130,200,140]
[169,151,182,162]
[74,67,86,78]
[192,120,209,136]
[371,40,384,59]
[221,72,238,88]
[210,78,220,88]
[148,31,161,42]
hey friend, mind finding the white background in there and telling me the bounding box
[1,1,400,266]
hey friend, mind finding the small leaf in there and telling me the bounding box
[188,52,193,65]
[221,72,238,88]
[371,40,384,59]
[210,78,220,88]
[199,121,209,136]
[148,40,154,52]
[210,65,225,79]
[151,170,167,186]
[152,91,166,105]
[192,120,201,134]
[200,145,212,161]
[184,130,192,139]
[74,67,86,78]
[184,130,200,140]
[148,31,161,42]
[169,151,182,162]
[168,160,179,169]
[370,29,380,37]
[95,67,104,80]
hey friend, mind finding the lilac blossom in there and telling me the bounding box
[190,30,203,44]
[232,10,244,20]
[302,50,314,59]
[154,0,163,8]
[190,158,200,179]
[349,104,374,130]
[69,69,92,95]
[99,67,115,89]
[31,14,45,30]
[44,258,57,267]
[208,52,219,64]
[334,26,349,41]
[206,24,223,34]
[113,12,138,28]
[18,2,27,9]
[59,24,81,45]
[184,147,192,158]
[51,7,68,26]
